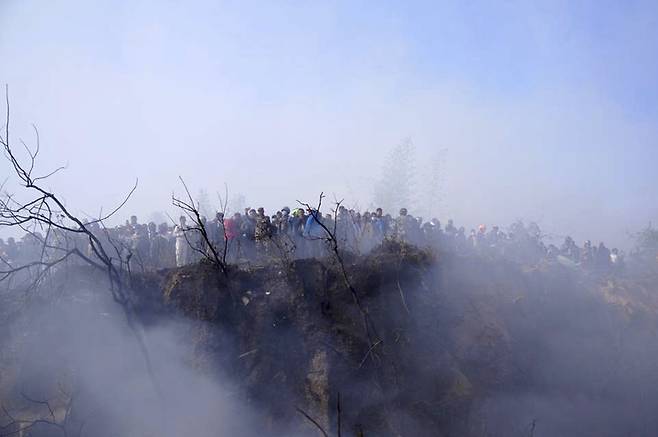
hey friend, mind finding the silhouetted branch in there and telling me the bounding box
[0,86,162,412]
[297,193,381,353]
[295,407,329,437]
[172,176,227,275]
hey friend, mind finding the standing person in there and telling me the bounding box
[581,240,594,267]
[597,242,611,270]
[290,209,305,236]
[561,236,580,262]
[278,207,291,234]
[224,212,242,261]
[360,211,376,252]
[393,208,415,243]
[132,224,150,270]
[610,248,624,272]
[254,207,271,258]
[129,215,139,233]
[173,216,189,267]
[209,212,226,251]
[476,224,487,250]
[190,216,208,262]
[289,208,306,256]
[445,219,457,235]
[270,213,280,237]
[303,209,325,257]
[146,221,159,267]
[430,218,443,245]
[303,210,325,238]
[335,206,349,247]
[153,222,174,268]
[275,207,294,258]
[240,209,257,260]
[372,208,386,241]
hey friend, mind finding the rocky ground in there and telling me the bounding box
[2,242,658,436]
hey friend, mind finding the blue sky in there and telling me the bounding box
[1,0,657,247]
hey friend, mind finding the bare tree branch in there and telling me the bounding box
[172,176,227,275]
[0,87,163,414]
[297,193,381,354]
[295,407,329,437]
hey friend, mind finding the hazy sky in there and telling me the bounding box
[1,0,657,247]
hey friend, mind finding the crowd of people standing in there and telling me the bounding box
[0,204,626,274]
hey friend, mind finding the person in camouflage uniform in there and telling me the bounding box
[254,207,271,259]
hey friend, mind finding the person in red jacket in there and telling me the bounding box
[223,212,242,261]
